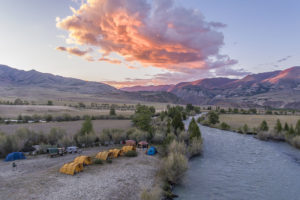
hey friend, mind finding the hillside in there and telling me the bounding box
[0,65,183,104]
[121,66,300,109]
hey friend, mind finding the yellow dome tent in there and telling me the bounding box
[74,156,92,166]
[96,151,113,160]
[59,162,83,175]
[121,146,136,155]
[109,149,122,158]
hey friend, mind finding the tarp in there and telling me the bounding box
[125,140,136,146]
[5,152,26,162]
[74,156,92,165]
[147,147,157,156]
[96,151,113,160]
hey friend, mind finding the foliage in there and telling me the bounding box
[220,122,231,130]
[207,111,219,125]
[79,117,94,135]
[242,124,249,134]
[284,122,289,132]
[274,119,282,134]
[188,118,201,139]
[295,120,300,136]
[160,152,188,184]
[168,140,187,155]
[259,120,269,131]
[141,186,162,200]
[109,107,116,116]
[171,111,184,134]
[47,100,53,106]
[132,104,154,132]
[188,137,202,157]
[124,150,138,157]
[94,159,103,165]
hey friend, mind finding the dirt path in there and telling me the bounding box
[0,147,159,200]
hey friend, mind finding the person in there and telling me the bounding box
[12,162,17,171]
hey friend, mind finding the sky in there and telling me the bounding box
[0,0,299,88]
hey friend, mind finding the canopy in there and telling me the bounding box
[5,152,26,162]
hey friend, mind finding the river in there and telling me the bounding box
[173,116,300,200]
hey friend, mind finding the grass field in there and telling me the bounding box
[219,114,300,130]
[0,119,132,135]
[0,105,135,118]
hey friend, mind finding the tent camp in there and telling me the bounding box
[74,156,92,166]
[109,149,122,158]
[5,152,26,162]
[96,151,113,160]
[59,162,83,175]
[147,147,157,156]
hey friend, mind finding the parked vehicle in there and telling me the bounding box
[67,146,80,154]
[47,148,64,157]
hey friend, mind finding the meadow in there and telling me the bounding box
[219,114,300,130]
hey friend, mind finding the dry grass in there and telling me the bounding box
[0,120,132,135]
[219,114,300,130]
[0,105,135,118]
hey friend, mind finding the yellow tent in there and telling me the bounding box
[59,162,83,175]
[95,151,113,160]
[109,149,122,158]
[121,146,136,154]
[74,156,92,165]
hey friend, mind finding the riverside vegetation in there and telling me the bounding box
[198,109,300,150]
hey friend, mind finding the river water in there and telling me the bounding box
[173,116,300,200]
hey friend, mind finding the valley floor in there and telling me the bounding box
[0,147,159,200]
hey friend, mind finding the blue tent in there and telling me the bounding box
[5,152,26,162]
[147,147,157,156]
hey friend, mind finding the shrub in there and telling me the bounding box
[220,122,230,130]
[242,124,249,134]
[48,128,65,145]
[151,131,165,144]
[259,120,269,131]
[291,136,300,149]
[168,140,187,155]
[125,150,138,157]
[256,131,269,141]
[106,159,112,164]
[141,186,162,200]
[94,159,103,165]
[207,111,219,125]
[160,152,188,184]
[274,119,282,134]
[295,120,300,136]
[188,138,202,157]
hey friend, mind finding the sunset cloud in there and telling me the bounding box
[57,0,234,70]
[56,46,91,56]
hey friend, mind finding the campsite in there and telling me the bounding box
[0,145,159,200]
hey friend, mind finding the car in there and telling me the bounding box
[66,146,79,154]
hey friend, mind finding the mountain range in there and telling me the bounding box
[0,64,182,104]
[121,66,300,109]
[1,64,300,109]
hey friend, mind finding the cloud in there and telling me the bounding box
[56,0,234,70]
[99,57,122,64]
[56,46,91,56]
[277,55,292,63]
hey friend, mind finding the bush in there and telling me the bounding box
[207,111,219,125]
[291,136,300,149]
[94,159,103,165]
[160,152,188,184]
[188,138,202,157]
[141,186,162,200]
[220,122,231,130]
[188,118,201,139]
[242,124,249,134]
[168,140,187,155]
[106,159,113,164]
[259,120,269,131]
[125,150,138,157]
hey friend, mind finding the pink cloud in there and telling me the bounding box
[56,0,232,70]
[56,46,91,56]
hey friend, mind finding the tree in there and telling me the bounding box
[243,124,249,134]
[186,104,194,112]
[284,122,289,132]
[207,111,219,125]
[14,98,23,105]
[132,104,153,132]
[233,108,239,114]
[274,119,282,133]
[295,120,300,136]
[220,122,230,131]
[172,112,184,133]
[109,107,116,116]
[47,100,53,106]
[188,118,201,139]
[79,117,94,135]
[259,120,269,131]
